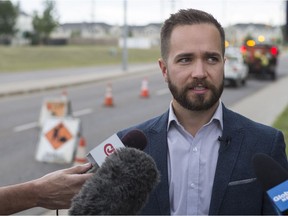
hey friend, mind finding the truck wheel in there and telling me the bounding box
[233,79,241,88]
[271,72,276,80]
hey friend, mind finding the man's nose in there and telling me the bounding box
[191,60,207,79]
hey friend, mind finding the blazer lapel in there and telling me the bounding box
[145,111,171,215]
[209,106,245,215]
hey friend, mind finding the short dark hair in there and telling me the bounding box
[160,8,225,61]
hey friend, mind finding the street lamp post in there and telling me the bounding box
[122,0,128,71]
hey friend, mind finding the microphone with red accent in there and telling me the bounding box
[69,142,160,214]
[253,153,288,215]
[86,129,147,170]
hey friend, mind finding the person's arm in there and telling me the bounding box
[0,163,93,215]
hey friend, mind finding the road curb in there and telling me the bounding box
[0,64,159,97]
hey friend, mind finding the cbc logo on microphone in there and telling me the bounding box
[104,143,115,156]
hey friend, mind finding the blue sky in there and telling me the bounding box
[13,0,286,27]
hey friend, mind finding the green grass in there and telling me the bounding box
[0,45,160,72]
[273,105,288,155]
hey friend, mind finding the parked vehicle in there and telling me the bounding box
[224,47,248,87]
[241,43,279,80]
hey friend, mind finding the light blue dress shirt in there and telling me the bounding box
[167,102,223,215]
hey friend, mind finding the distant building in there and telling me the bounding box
[11,11,33,45]
[52,22,282,47]
[51,22,162,47]
[128,23,161,47]
[52,22,114,39]
[10,12,284,47]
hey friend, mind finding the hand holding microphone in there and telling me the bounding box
[69,147,160,215]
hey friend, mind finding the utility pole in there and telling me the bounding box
[122,0,128,71]
[286,0,288,43]
[91,0,95,39]
[91,0,95,23]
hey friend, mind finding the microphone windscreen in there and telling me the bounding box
[252,153,288,191]
[121,129,147,150]
[69,147,160,215]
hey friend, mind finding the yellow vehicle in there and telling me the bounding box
[241,44,279,80]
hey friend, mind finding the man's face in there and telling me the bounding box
[159,24,225,111]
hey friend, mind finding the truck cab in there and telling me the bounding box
[241,43,279,80]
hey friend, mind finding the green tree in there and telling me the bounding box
[0,0,19,44]
[32,0,58,44]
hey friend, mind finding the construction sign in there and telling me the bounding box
[39,96,72,127]
[35,117,81,164]
[45,122,73,149]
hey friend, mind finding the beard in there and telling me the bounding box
[167,75,224,111]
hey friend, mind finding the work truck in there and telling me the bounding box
[241,43,279,80]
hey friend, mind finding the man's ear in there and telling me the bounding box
[158,58,168,82]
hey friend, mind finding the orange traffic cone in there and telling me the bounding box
[140,78,149,98]
[62,89,67,97]
[103,83,114,107]
[73,136,87,165]
[61,88,73,115]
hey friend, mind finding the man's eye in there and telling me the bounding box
[207,56,219,64]
[178,58,191,63]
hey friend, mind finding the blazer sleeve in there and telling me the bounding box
[270,129,288,169]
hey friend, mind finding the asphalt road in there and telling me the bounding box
[0,54,287,215]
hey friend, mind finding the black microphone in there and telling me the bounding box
[218,136,231,145]
[253,153,288,214]
[121,129,147,150]
[69,147,160,215]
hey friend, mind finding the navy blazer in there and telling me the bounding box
[117,104,288,215]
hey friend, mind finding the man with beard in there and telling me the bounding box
[117,9,288,215]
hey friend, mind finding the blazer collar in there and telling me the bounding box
[209,104,245,214]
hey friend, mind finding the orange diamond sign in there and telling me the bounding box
[45,123,72,149]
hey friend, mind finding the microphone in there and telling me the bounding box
[120,129,147,151]
[218,136,231,145]
[86,129,147,168]
[253,153,288,214]
[69,147,160,215]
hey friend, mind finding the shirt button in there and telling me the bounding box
[190,183,195,188]
[192,147,198,152]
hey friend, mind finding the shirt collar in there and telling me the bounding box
[167,100,223,131]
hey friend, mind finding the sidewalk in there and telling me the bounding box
[230,75,288,126]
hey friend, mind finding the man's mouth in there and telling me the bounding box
[193,85,206,90]
[189,83,208,93]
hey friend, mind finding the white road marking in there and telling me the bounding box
[73,108,93,117]
[14,122,39,132]
[13,108,93,132]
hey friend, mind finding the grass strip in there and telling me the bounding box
[273,104,288,155]
[0,45,160,72]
